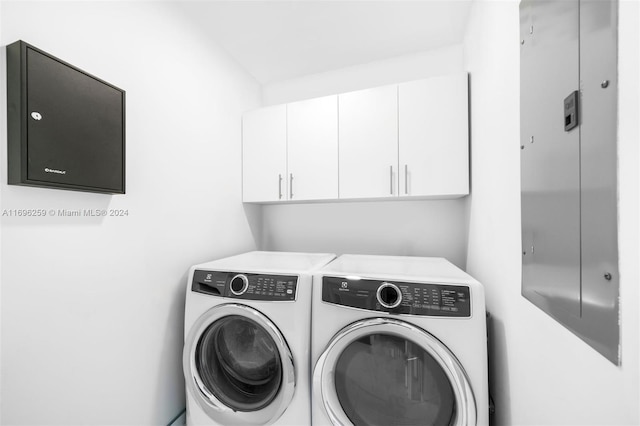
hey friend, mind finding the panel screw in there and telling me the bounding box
[604,272,612,281]
[601,80,610,88]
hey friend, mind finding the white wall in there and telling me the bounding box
[464,1,639,425]
[0,2,262,424]
[0,3,4,421]
[261,45,471,267]
[263,44,465,105]
[0,0,3,418]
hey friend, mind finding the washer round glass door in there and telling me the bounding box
[184,304,295,425]
[313,318,476,426]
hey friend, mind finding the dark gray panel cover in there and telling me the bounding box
[7,40,125,193]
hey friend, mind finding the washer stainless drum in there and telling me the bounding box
[183,251,335,426]
[311,255,489,426]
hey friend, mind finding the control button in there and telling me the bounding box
[230,274,249,296]
[376,282,402,309]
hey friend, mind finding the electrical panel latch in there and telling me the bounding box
[564,91,579,131]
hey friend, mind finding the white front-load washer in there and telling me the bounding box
[311,254,489,426]
[183,251,335,426]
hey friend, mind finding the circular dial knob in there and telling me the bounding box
[376,282,402,309]
[229,274,249,296]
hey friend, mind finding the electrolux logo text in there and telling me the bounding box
[44,167,67,175]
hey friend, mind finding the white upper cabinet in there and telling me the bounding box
[398,73,469,197]
[242,104,287,202]
[338,85,399,199]
[287,95,339,201]
[241,73,469,203]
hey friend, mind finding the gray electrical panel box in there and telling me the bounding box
[520,0,619,364]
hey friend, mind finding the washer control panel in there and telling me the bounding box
[322,276,470,317]
[192,270,297,301]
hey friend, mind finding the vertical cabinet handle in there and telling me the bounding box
[278,174,283,200]
[289,174,294,199]
[404,164,408,195]
[390,165,394,195]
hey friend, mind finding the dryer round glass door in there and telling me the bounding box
[184,304,295,425]
[313,318,476,426]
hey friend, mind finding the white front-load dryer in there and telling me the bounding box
[311,254,489,426]
[183,251,335,426]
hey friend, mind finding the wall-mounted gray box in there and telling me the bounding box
[520,0,619,364]
[6,40,125,194]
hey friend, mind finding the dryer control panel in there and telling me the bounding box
[192,270,297,301]
[322,276,470,317]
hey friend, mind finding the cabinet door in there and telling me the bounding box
[242,105,287,202]
[287,95,338,201]
[339,85,398,199]
[398,73,469,197]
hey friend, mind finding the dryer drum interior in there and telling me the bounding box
[315,318,476,426]
[184,303,296,425]
[195,315,283,411]
[335,333,456,425]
